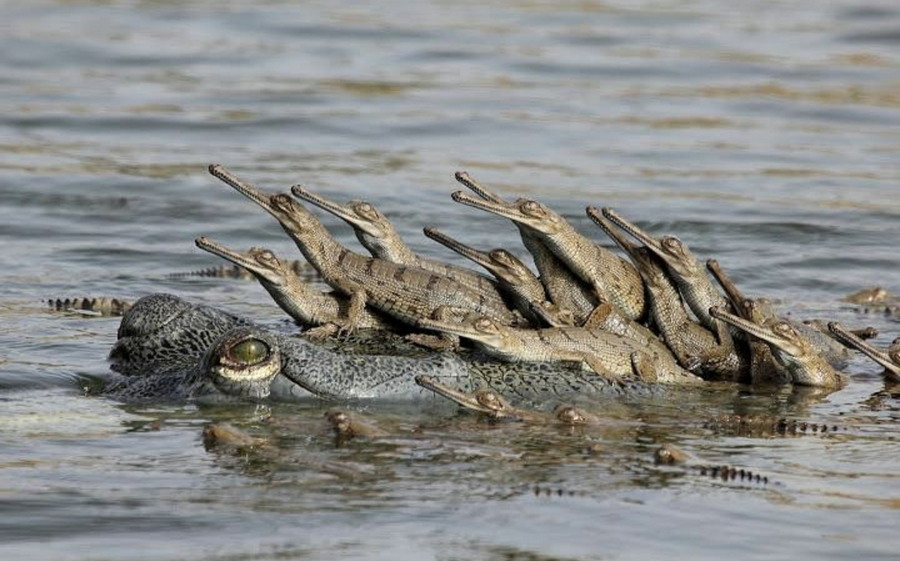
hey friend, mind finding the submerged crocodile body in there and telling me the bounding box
[105,293,653,402]
[50,297,132,316]
[166,260,322,283]
[841,286,900,317]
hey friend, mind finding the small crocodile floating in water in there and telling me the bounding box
[653,443,771,485]
[840,286,900,317]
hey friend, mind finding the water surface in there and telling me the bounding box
[1,1,899,559]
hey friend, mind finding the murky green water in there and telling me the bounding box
[1,1,899,559]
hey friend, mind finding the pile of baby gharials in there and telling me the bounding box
[153,163,896,398]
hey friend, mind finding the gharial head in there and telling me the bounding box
[450,190,567,235]
[600,207,698,278]
[553,404,600,426]
[416,315,513,350]
[486,249,534,284]
[195,237,292,288]
[291,185,398,244]
[207,165,326,240]
[710,306,807,357]
[200,326,282,399]
[414,375,517,418]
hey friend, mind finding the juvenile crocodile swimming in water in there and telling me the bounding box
[50,297,132,316]
[106,293,654,402]
[415,375,600,426]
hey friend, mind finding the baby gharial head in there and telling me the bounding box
[553,404,599,426]
[655,235,699,277]
[270,191,324,236]
[760,318,808,356]
[243,247,294,286]
[472,388,513,417]
[463,316,513,348]
[513,199,566,234]
[201,327,282,399]
[487,249,530,282]
[345,200,392,234]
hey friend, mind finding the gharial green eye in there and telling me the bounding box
[229,338,269,365]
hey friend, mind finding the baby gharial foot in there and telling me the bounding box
[629,351,660,383]
[303,323,341,339]
[405,333,460,351]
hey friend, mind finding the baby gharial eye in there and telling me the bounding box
[353,202,376,216]
[475,390,504,411]
[521,200,545,217]
[228,338,270,365]
[256,250,278,265]
[772,322,795,337]
[489,249,513,265]
[555,405,587,425]
[661,236,684,254]
[474,317,498,332]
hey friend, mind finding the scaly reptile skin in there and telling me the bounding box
[417,314,701,385]
[291,185,508,308]
[590,209,747,382]
[49,297,132,316]
[107,294,655,402]
[454,172,599,325]
[601,207,733,345]
[710,307,847,388]
[452,189,646,321]
[195,237,393,332]
[422,226,555,326]
[208,165,522,332]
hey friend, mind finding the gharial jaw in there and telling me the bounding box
[195,237,288,289]
[423,227,534,287]
[710,307,846,388]
[208,164,327,239]
[600,207,698,279]
[292,185,400,253]
[415,375,519,418]
[454,171,510,205]
[451,190,566,236]
[828,322,900,382]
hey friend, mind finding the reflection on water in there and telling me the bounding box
[1,0,899,559]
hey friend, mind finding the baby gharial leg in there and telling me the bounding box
[406,306,470,351]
